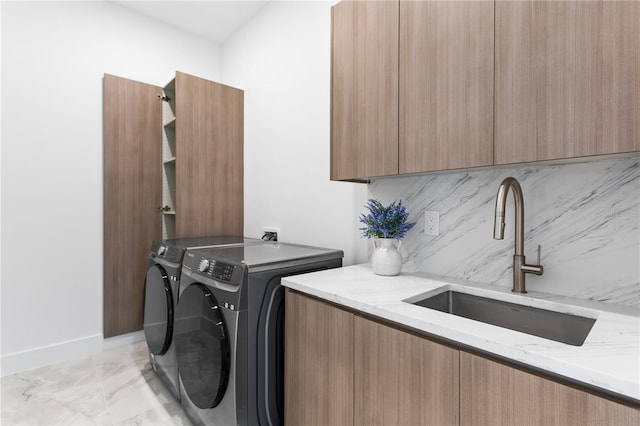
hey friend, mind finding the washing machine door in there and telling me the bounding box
[143,264,174,355]
[175,283,231,409]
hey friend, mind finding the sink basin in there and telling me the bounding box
[410,289,596,346]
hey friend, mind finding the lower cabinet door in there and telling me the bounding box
[284,291,354,426]
[460,351,640,426]
[354,315,459,426]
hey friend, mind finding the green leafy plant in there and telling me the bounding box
[358,199,415,240]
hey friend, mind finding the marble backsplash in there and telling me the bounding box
[368,155,640,307]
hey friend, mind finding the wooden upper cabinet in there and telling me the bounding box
[332,0,638,178]
[495,1,640,164]
[400,0,494,173]
[331,0,399,181]
[174,71,243,238]
[460,351,640,426]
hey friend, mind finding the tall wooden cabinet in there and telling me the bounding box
[103,74,163,337]
[495,1,640,164]
[103,72,243,337]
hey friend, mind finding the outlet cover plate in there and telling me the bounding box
[424,211,439,236]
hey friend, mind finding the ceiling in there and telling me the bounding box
[115,1,271,44]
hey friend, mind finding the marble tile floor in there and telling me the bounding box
[0,341,192,425]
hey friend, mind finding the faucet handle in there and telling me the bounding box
[522,245,544,276]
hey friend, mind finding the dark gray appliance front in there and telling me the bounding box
[177,243,343,426]
[246,259,342,426]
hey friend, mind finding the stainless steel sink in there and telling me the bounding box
[411,290,596,346]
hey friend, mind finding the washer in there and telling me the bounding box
[175,242,343,426]
[143,236,262,401]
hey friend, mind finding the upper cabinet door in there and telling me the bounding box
[400,0,494,174]
[495,1,640,164]
[331,0,399,181]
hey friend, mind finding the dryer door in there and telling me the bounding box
[175,283,231,409]
[143,264,173,355]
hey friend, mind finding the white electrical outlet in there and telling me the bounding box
[424,211,439,236]
[263,227,280,241]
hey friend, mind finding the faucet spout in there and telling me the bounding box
[493,177,524,255]
[493,177,543,293]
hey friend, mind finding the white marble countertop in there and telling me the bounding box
[282,264,640,403]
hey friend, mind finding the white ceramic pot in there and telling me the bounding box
[371,238,403,276]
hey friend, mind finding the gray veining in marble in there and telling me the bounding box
[369,156,640,307]
[0,341,192,425]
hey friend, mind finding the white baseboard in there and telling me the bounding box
[0,330,145,377]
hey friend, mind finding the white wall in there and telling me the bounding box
[0,1,223,375]
[222,1,368,266]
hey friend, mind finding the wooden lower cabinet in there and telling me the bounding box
[460,351,640,426]
[285,291,639,425]
[285,291,458,426]
[354,315,459,426]
[284,291,354,426]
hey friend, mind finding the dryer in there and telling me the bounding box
[143,236,261,401]
[175,242,343,426]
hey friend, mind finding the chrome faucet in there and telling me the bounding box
[493,177,543,293]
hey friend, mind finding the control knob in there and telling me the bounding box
[198,259,210,273]
[157,246,166,256]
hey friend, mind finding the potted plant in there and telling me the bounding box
[359,199,416,276]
